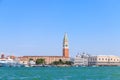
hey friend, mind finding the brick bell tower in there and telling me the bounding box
[63,33,69,58]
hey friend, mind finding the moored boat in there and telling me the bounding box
[0,58,24,67]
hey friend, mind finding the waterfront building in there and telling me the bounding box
[19,33,70,64]
[74,53,89,66]
[88,55,120,66]
[88,56,97,66]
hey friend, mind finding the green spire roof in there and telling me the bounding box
[64,33,68,42]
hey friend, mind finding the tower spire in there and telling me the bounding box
[63,33,69,58]
[63,33,68,42]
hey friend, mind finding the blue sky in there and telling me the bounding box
[0,0,120,57]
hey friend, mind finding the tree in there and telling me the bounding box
[29,58,33,61]
[52,61,59,65]
[65,61,73,65]
[59,59,64,64]
[36,58,45,65]
[52,59,64,65]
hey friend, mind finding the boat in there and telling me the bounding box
[0,58,24,67]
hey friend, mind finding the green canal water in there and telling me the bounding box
[0,66,120,80]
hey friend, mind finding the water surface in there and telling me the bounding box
[0,66,120,80]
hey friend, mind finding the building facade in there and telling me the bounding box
[73,53,120,66]
[19,33,70,64]
[88,55,120,66]
[74,53,89,66]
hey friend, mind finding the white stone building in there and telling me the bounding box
[88,55,120,66]
[74,53,89,66]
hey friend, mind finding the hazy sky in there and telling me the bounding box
[0,0,120,57]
